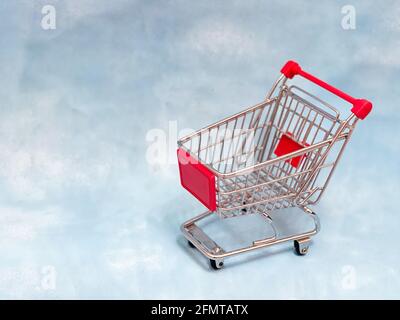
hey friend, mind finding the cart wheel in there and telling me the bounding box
[188,241,196,248]
[294,239,310,256]
[210,259,224,270]
[241,201,247,213]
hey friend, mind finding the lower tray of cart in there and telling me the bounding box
[186,206,316,254]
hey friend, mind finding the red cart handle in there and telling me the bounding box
[281,60,372,120]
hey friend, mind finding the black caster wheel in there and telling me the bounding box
[188,241,196,248]
[210,259,224,270]
[241,201,247,213]
[294,239,309,256]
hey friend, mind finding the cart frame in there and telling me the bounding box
[177,60,372,269]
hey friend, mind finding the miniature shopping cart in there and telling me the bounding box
[177,60,372,269]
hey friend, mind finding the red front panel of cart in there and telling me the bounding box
[177,149,216,211]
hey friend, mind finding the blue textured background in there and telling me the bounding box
[0,0,399,299]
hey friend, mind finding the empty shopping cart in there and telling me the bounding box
[177,60,372,269]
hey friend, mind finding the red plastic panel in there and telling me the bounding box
[177,148,216,211]
[274,133,308,168]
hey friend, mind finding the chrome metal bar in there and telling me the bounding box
[179,133,348,179]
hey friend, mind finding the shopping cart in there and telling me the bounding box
[177,60,372,269]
